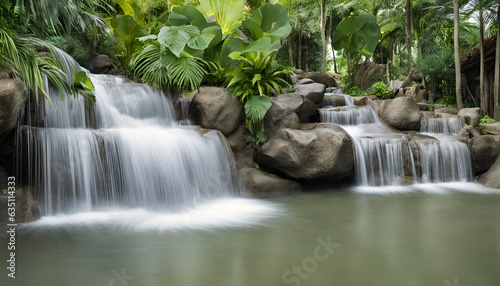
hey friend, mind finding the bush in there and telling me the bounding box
[479,115,498,129]
[47,36,90,67]
[367,81,392,99]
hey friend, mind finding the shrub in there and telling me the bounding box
[479,115,498,129]
[367,81,392,99]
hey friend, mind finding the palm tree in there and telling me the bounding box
[320,0,327,73]
[453,0,464,110]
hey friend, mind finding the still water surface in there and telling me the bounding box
[4,183,500,286]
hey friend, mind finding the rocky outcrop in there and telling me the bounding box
[256,124,354,182]
[478,156,500,188]
[403,85,428,103]
[353,96,377,106]
[191,86,244,135]
[484,122,500,135]
[0,74,28,141]
[92,55,112,74]
[470,135,500,174]
[435,107,459,115]
[369,97,422,130]
[239,167,302,197]
[0,188,39,225]
[293,82,326,104]
[457,108,480,127]
[264,96,301,135]
[302,72,337,87]
[355,61,386,90]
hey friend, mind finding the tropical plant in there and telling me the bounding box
[197,0,244,37]
[367,81,392,99]
[478,115,498,129]
[332,13,381,79]
[0,30,91,104]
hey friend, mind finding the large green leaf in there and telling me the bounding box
[360,22,381,55]
[332,13,380,56]
[241,19,264,41]
[221,37,244,67]
[243,37,271,53]
[244,96,272,120]
[196,0,244,37]
[111,15,147,66]
[250,4,291,42]
[158,25,200,57]
[170,5,212,30]
[167,56,207,91]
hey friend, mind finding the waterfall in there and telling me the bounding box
[320,93,472,186]
[414,135,473,183]
[420,114,465,134]
[30,75,240,215]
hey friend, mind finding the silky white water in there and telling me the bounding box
[31,75,251,217]
[320,95,472,186]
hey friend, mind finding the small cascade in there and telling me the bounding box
[420,113,465,134]
[319,106,379,125]
[28,75,240,215]
[322,94,354,107]
[178,99,193,125]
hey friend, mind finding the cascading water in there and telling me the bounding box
[420,112,465,134]
[30,75,241,215]
[319,94,472,186]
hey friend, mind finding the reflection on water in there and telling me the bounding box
[3,183,500,286]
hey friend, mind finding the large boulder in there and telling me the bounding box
[457,108,481,127]
[191,86,244,135]
[302,72,337,87]
[264,95,302,135]
[239,167,302,197]
[478,156,500,188]
[404,85,428,103]
[484,122,500,135]
[92,55,112,74]
[271,93,318,123]
[470,135,500,174]
[354,61,386,90]
[256,124,354,182]
[293,82,326,104]
[0,75,28,141]
[369,97,422,130]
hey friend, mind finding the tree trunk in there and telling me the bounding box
[329,10,338,73]
[401,0,413,89]
[453,0,464,110]
[479,10,486,115]
[320,0,327,73]
[298,32,302,70]
[494,8,500,119]
[405,0,413,71]
[305,37,309,72]
[287,34,294,67]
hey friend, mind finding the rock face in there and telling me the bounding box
[479,156,500,188]
[470,135,500,174]
[302,72,337,87]
[239,167,302,197]
[457,108,480,127]
[0,75,28,141]
[264,95,301,135]
[355,61,386,90]
[191,86,244,135]
[0,189,39,225]
[92,55,112,74]
[484,122,500,135]
[293,82,326,104]
[369,97,422,130]
[404,85,428,103]
[256,124,354,182]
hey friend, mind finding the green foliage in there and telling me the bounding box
[479,115,499,129]
[367,81,392,99]
[244,95,272,146]
[111,15,147,70]
[242,4,291,50]
[332,13,381,56]
[434,94,457,108]
[197,0,244,37]
[47,36,90,66]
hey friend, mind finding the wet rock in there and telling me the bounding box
[417,103,430,111]
[191,86,244,135]
[302,72,337,87]
[0,75,28,141]
[239,167,302,197]
[264,95,302,135]
[293,82,326,104]
[457,108,481,127]
[355,61,386,90]
[479,156,500,188]
[256,124,354,182]
[470,135,500,174]
[369,97,422,130]
[92,55,112,74]
[435,107,459,115]
[404,85,428,103]
[484,122,500,135]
